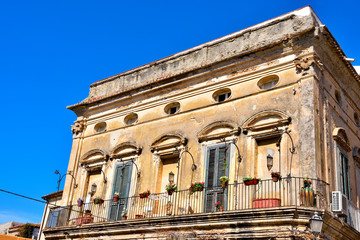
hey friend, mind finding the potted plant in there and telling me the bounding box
[122,210,128,220]
[93,196,104,204]
[215,201,223,211]
[77,198,84,207]
[270,170,282,182]
[219,176,229,188]
[165,184,177,195]
[189,182,205,194]
[139,190,151,198]
[303,177,312,187]
[113,192,120,202]
[243,177,261,186]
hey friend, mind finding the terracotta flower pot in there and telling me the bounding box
[272,176,279,182]
[113,195,120,202]
[221,182,228,188]
[219,206,224,211]
[167,190,174,195]
[122,216,128,220]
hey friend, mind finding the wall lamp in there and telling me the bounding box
[90,183,97,196]
[55,170,78,191]
[169,171,175,184]
[267,154,273,171]
[310,212,323,239]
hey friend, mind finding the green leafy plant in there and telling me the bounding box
[215,201,222,210]
[219,176,229,184]
[189,182,205,194]
[19,224,34,238]
[139,190,151,198]
[122,210,128,217]
[93,196,104,204]
[165,184,177,192]
[270,170,282,179]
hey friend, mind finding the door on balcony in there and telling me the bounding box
[204,144,229,212]
[109,162,133,220]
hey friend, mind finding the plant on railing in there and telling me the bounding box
[270,170,282,182]
[93,196,104,204]
[113,192,120,202]
[219,176,229,188]
[215,201,223,211]
[165,184,177,195]
[300,177,314,207]
[122,210,128,220]
[303,177,312,187]
[139,190,151,198]
[77,198,83,207]
[243,177,261,186]
[189,182,205,194]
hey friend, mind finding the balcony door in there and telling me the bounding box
[205,144,229,212]
[109,162,133,220]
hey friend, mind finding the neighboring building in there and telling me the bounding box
[40,6,360,240]
[7,223,40,239]
[0,222,23,235]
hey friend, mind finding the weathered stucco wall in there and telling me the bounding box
[47,6,360,240]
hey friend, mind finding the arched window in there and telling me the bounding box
[333,128,351,200]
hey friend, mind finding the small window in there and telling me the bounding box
[257,75,279,90]
[124,113,138,125]
[354,112,360,127]
[94,122,107,133]
[335,90,342,105]
[164,102,180,115]
[213,88,231,103]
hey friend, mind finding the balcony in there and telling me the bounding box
[46,177,334,229]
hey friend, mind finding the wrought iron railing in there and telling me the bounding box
[46,177,331,228]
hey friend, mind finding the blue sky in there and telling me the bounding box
[0,0,359,224]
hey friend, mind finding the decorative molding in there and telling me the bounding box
[80,149,109,165]
[242,110,291,134]
[71,119,85,135]
[198,121,240,143]
[151,133,187,153]
[294,54,323,74]
[333,127,351,152]
[153,154,161,166]
[353,147,360,163]
[110,142,142,159]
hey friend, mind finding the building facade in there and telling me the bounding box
[40,6,360,240]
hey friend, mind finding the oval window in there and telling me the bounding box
[94,122,107,133]
[124,113,138,125]
[213,88,231,102]
[164,102,180,115]
[257,75,279,90]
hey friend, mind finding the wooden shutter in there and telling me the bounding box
[109,163,133,220]
[205,149,216,212]
[205,144,229,212]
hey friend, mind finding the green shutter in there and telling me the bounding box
[205,144,230,212]
[109,163,133,220]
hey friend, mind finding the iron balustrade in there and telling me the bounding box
[46,177,332,228]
